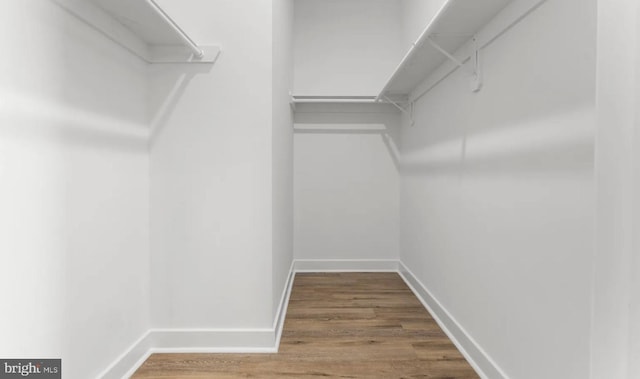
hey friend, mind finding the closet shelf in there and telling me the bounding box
[56,0,220,64]
[377,0,513,101]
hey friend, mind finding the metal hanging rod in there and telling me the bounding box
[429,33,474,38]
[288,94,413,124]
[291,95,379,103]
[146,0,204,58]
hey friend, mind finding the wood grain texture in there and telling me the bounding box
[132,273,480,378]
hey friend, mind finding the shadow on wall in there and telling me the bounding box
[54,1,150,153]
[401,100,595,177]
[52,0,217,152]
[294,105,595,178]
[148,64,214,148]
[293,102,402,170]
[291,93,594,179]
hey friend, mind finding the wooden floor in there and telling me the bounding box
[132,273,479,378]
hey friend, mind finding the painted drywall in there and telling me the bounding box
[294,104,401,261]
[592,1,640,378]
[0,1,150,378]
[398,0,596,378]
[272,0,295,318]
[150,0,275,329]
[293,0,404,95]
[632,9,640,375]
[400,0,447,50]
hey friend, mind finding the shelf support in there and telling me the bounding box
[427,36,482,92]
[381,96,415,127]
[427,37,466,70]
[469,37,482,92]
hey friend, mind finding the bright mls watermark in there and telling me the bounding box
[0,360,61,378]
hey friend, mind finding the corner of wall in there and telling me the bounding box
[397,262,508,379]
[99,262,297,378]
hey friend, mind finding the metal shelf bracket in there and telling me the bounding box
[427,35,482,92]
[469,37,482,92]
[381,96,415,127]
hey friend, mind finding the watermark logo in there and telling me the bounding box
[0,360,61,378]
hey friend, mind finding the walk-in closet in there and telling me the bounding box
[1,0,638,378]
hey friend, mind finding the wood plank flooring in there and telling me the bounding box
[132,273,479,378]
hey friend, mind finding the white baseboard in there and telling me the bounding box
[274,260,296,350]
[98,332,153,379]
[99,260,297,379]
[100,329,278,379]
[294,259,400,272]
[398,262,508,379]
[149,328,277,353]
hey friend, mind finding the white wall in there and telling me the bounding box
[398,0,596,378]
[293,0,403,95]
[0,1,150,378]
[632,11,640,374]
[150,0,275,329]
[294,105,400,261]
[271,0,295,318]
[592,1,640,378]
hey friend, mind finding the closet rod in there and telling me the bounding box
[146,0,204,58]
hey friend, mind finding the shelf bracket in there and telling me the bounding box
[381,96,415,127]
[427,36,466,71]
[427,36,482,92]
[289,91,296,112]
[469,37,482,92]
